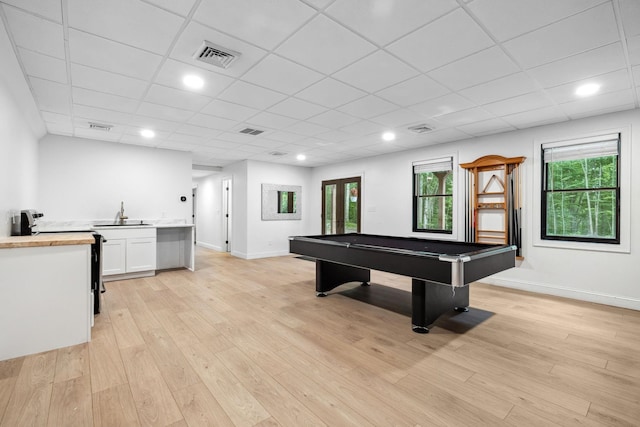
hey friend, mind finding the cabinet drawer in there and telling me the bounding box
[97,227,156,240]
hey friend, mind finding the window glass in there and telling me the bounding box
[542,135,619,243]
[413,158,453,233]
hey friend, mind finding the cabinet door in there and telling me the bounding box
[103,239,126,276]
[126,237,157,273]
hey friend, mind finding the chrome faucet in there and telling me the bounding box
[118,201,128,223]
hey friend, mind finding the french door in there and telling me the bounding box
[321,177,361,235]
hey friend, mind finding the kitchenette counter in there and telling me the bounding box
[0,232,95,249]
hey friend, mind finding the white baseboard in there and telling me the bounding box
[196,241,223,251]
[483,277,640,311]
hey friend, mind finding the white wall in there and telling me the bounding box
[38,135,193,222]
[0,18,46,237]
[311,109,640,310]
[246,160,312,258]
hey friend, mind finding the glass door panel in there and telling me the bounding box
[322,177,360,235]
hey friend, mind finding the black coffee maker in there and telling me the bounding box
[11,209,44,236]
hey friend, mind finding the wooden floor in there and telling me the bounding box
[1,247,639,426]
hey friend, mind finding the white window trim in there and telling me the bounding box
[532,127,631,253]
[410,153,459,241]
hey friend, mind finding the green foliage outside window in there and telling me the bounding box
[544,155,618,241]
[415,171,453,232]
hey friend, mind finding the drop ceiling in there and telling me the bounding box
[1,0,638,168]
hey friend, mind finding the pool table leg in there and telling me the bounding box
[411,279,470,333]
[315,260,371,297]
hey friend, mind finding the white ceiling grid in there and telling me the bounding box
[0,0,638,167]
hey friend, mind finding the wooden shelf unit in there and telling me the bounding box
[460,155,525,250]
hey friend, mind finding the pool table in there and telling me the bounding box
[289,233,516,333]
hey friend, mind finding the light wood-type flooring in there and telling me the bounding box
[1,247,639,426]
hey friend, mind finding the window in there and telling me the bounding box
[541,134,620,244]
[413,157,453,233]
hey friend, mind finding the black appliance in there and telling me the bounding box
[11,209,43,235]
[91,233,106,314]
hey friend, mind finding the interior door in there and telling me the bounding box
[322,177,361,235]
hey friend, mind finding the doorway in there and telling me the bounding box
[321,176,361,235]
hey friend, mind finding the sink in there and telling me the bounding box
[93,221,151,227]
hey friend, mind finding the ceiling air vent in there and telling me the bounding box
[239,127,265,136]
[269,151,287,157]
[193,40,241,69]
[408,124,433,134]
[88,122,113,132]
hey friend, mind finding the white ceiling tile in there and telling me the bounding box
[75,127,124,142]
[126,116,181,132]
[333,50,418,92]
[501,106,568,129]
[307,110,360,128]
[483,92,553,116]
[69,29,163,80]
[170,21,268,78]
[545,69,632,104]
[67,0,184,54]
[246,112,298,130]
[468,0,606,41]
[314,130,352,143]
[119,133,159,146]
[41,111,71,125]
[3,6,64,58]
[629,35,640,66]
[165,132,210,145]
[337,95,398,119]
[193,0,315,50]
[74,105,133,126]
[619,0,640,37]
[153,59,235,98]
[18,48,67,84]
[137,102,194,122]
[340,120,386,136]
[560,89,636,119]
[187,113,238,130]
[72,87,139,113]
[241,55,324,95]
[46,122,73,135]
[70,63,148,99]
[267,98,327,120]
[243,139,287,150]
[458,72,539,105]
[434,107,494,127]
[218,81,287,110]
[527,43,627,88]
[144,0,197,16]
[457,118,515,136]
[29,77,70,114]
[409,93,476,118]
[387,8,494,72]
[295,78,366,108]
[264,131,303,143]
[369,108,425,127]
[145,84,212,112]
[275,14,376,74]
[286,121,331,137]
[175,124,221,137]
[326,0,458,46]
[503,3,619,69]
[375,75,449,106]
[428,46,519,90]
[200,100,259,122]
[1,0,63,22]
[633,65,640,84]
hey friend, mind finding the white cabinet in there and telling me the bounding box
[103,239,126,275]
[126,237,156,272]
[99,227,156,278]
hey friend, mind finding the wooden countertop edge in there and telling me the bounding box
[0,233,95,249]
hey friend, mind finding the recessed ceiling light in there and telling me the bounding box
[382,131,396,141]
[182,74,204,90]
[296,154,306,161]
[575,83,600,97]
[140,129,155,138]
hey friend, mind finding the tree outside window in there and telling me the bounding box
[542,135,620,244]
[413,158,453,233]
